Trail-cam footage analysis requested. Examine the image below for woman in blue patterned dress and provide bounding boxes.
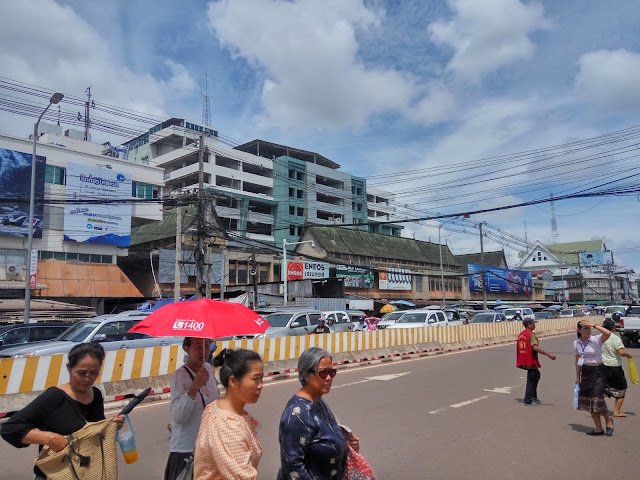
[277,347,359,480]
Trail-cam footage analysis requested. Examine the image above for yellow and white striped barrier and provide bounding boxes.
[0,317,581,398]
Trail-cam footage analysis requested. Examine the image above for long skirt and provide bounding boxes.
[578,364,609,413]
[604,365,628,398]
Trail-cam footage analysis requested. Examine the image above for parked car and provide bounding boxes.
[321,311,353,333]
[558,308,578,318]
[387,310,448,329]
[261,311,323,337]
[533,311,556,320]
[0,323,71,352]
[0,311,181,358]
[376,311,408,329]
[619,307,640,346]
[604,305,628,324]
[503,308,535,322]
[469,312,507,323]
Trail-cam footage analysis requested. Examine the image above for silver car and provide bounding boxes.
[0,311,182,358]
[261,311,323,337]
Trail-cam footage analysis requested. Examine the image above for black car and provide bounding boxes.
[0,322,70,351]
[534,311,556,320]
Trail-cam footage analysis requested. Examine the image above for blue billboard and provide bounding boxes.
[467,263,532,295]
[0,147,45,239]
[578,251,609,267]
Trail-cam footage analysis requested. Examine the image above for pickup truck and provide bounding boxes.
[619,306,640,347]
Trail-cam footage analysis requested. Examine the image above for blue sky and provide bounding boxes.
[1,0,640,269]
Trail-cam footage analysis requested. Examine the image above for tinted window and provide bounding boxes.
[95,321,132,342]
[308,314,322,326]
[30,326,68,342]
[0,327,30,345]
[504,309,521,316]
[560,309,574,316]
[471,313,495,323]
[58,321,101,341]
[435,312,446,323]
[265,313,294,327]
[398,313,427,324]
[324,313,337,322]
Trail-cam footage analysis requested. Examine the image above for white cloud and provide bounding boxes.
[575,49,640,110]
[428,0,550,81]
[407,83,457,125]
[0,0,196,140]
[207,0,419,131]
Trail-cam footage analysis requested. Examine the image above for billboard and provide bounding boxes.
[0,147,45,239]
[336,264,374,289]
[64,163,132,246]
[578,251,609,267]
[286,261,329,281]
[467,263,532,295]
[379,267,412,291]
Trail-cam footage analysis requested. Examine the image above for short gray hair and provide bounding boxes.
[298,347,332,386]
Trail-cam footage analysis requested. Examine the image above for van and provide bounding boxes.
[261,311,323,337]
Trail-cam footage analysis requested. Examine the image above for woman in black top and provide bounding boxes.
[1,342,123,479]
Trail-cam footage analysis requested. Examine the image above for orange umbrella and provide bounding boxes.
[380,304,397,313]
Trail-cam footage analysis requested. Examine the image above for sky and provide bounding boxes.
[1,0,640,270]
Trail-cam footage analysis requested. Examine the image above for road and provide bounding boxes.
[1,334,638,479]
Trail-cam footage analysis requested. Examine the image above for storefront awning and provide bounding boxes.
[34,260,143,298]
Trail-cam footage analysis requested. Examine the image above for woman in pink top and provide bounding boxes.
[573,320,613,436]
[195,349,264,479]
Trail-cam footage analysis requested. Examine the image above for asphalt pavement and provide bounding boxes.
[0,333,638,479]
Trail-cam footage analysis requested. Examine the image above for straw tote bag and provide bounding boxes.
[35,418,118,480]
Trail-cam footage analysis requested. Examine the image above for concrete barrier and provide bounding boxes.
[0,316,587,415]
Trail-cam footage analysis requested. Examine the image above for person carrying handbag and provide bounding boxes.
[0,343,124,479]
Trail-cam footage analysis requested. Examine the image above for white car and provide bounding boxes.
[376,311,408,329]
[503,308,535,322]
[387,310,448,329]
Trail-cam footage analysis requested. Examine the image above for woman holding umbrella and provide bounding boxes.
[165,337,220,480]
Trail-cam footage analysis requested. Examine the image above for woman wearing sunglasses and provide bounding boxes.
[277,347,359,480]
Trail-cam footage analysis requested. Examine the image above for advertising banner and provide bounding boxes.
[379,267,412,291]
[0,147,45,239]
[64,163,132,246]
[467,263,532,295]
[336,264,374,289]
[286,261,329,281]
[578,251,608,267]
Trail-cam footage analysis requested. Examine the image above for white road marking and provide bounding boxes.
[483,386,516,394]
[428,408,447,415]
[450,395,490,408]
[333,371,410,389]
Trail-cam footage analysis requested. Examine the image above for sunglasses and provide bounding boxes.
[314,368,337,380]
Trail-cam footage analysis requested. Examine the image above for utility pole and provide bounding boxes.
[195,135,205,299]
[251,249,258,309]
[219,245,226,300]
[174,206,182,302]
[205,244,212,299]
[479,222,488,310]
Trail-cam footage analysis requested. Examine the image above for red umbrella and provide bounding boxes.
[128,299,270,339]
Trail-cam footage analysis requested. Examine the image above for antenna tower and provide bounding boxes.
[83,86,95,141]
[550,193,559,244]
[202,70,211,128]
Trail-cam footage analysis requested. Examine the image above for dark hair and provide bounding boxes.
[213,348,262,388]
[603,319,615,331]
[182,337,212,348]
[576,321,585,338]
[67,342,105,369]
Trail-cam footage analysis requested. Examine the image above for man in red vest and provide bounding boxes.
[517,318,557,405]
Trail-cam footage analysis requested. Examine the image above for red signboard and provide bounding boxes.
[286,261,304,281]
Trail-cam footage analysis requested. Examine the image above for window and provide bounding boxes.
[297,207,304,216]
[297,171,304,181]
[289,188,295,197]
[0,328,30,345]
[289,205,295,215]
[132,181,157,199]
[45,165,65,185]
[296,189,303,199]
[416,276,423,292]
[289,169,296,179]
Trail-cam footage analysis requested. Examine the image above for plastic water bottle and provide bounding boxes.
[572,383,580,410]
[117,415,138,464]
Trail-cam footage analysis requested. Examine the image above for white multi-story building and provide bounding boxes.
[0,126,163,312]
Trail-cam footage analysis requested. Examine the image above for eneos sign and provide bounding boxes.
[286,261,329,281]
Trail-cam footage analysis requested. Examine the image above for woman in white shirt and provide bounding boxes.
[573,320,613,436]
[165,337,220,480]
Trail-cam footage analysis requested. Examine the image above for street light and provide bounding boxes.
[438,217,458,309]
[24,92,64,323]
[282,238,315,306]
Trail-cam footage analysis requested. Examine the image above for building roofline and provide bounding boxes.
[234,139,341,170]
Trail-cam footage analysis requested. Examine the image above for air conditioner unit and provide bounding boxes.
[6,264,24,281]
